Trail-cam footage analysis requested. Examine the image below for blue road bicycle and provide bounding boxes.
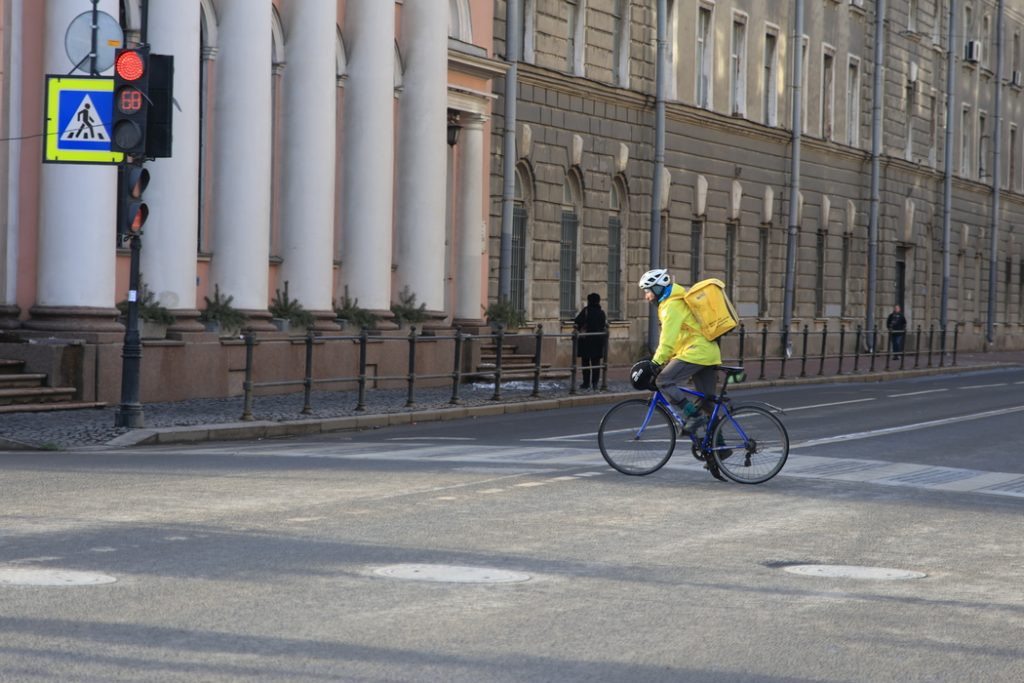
[598,366,789,484]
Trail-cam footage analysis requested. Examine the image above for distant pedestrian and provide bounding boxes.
[887,304,907,359]
[574,293,607,390]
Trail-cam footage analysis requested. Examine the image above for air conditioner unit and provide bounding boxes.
[1013,70,1023,87]
[965,40,982,64]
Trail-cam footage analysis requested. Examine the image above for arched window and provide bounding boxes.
[512,164,534,318]
[560,170,583,318]
[198,0,219,253]
[608,177,628,318]
[448,0,473,42]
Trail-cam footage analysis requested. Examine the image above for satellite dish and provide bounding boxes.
[65,10,124,74]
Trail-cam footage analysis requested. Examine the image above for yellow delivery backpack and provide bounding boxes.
[683,278,739,340]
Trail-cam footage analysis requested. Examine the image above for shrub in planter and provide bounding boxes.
[390,286,428,325]
[269,280,315,330]
[484,298,526,330]
[200,284,248,334]
[334,288,379,330]
[116,279,176,327]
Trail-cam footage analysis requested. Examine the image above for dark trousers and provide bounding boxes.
[580,355,601,388]
[890,332,905,356]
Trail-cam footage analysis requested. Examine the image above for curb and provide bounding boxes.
[104,362,1015,448]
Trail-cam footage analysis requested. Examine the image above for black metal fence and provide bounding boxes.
[239,321,961,421]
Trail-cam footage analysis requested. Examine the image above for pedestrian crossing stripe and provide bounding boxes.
[60,94,111,143]
[43,75,124,165]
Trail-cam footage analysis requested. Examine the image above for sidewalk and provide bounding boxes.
[1,349,1021,451]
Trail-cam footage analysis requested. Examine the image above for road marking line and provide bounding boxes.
[434,496,458,501]
[791,404,1024,449]
[389,436,474,441]
[887,388,949,397]
[784,398,877,412]
[479,488,505,494]
[514,482,546,488]
[961,383,1008,390]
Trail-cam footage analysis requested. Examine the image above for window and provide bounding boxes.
[696,5,713,109]
[725,222,737,297]
[1014,32,1022,75]
[928,93,939,167]
[763,29,779,126]
[758,227,770,316]
[511,167,530,317]
[612,0,629,87]
[908,0,919,33]
[815,230,826,317]
[690,220,704,282]
[982,14,991,68]
[960,105,971,177]
[801,36,810,132]
[847,57,860,146]
[560,174,581,319]
[666,0,679,100]
[608,181,625,319]
[519,0,536,63]
[979,111,988,179]
[964,4,973,55]
[731,16,748,116]
[933,0,944,45]
[822,48,835,140]
[566,0,586,75]
[1010,125,1018,190]
[905,76,916,161]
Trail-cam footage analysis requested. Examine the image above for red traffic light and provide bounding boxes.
[115,50,146,81]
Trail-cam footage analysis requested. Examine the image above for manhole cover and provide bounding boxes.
[782,564,926,580]
[0,567,117,586]
[373,564,531,584]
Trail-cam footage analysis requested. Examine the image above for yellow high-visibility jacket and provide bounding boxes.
[652,284,722,366]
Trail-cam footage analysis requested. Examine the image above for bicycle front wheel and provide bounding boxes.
[711,405,789,484]
[598,398,676,475]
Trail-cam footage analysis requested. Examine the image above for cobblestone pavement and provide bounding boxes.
[1,350,1021,450]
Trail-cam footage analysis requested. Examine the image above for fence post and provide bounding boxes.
[926,324,935,368]
[450,328,463,405]
[939,325,947,368]
[818,324,827,376]
[917,325,925,368]
[884,329,892,371]
[780,328,789,379]
[491,325,504,401]
[952,323,960,365]
[837,324,846,375]
[758,324,768,380]
[355,327,368,412]
[869,325,878,372]
[532,324,543,398]
[406,326,417,407]
[799,325,809,378]
[853,325,861,373]
[301,329,314,414]
[600,324,610,391]
[240,332,255,421]
[570,328,579,395]
[737,323,746,368]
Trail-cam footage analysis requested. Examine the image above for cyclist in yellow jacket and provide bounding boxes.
[639,268,721,433]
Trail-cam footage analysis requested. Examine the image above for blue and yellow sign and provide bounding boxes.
[43,75,124,164]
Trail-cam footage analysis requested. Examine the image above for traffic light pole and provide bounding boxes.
[115,217,145,428]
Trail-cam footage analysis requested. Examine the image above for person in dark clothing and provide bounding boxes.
[886,304,907,359]
[574,293,607,390]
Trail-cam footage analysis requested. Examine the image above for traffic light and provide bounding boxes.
[145,55,174,158]
[117,165,150,239]
[111,47,150,158]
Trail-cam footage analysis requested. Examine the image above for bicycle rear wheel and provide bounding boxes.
[598,398,676,475]
[710,405,789,484]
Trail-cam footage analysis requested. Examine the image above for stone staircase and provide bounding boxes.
[473,342,569,382]
[0,358,104,413]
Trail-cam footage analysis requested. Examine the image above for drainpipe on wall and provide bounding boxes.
[3,0,23,306]
[498,0,521,303]
[940,0,957,339]
[865,0,886,349]
[781,0,804,355]
[647,0,667,352]
[987,0,1005,345]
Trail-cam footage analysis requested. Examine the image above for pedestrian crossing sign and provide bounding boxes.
[43,75,124,164]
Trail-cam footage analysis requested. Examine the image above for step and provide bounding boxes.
[480,353,537,363]
[0,386,77,406]
[0,400,106,414]
[0,373,47,389]
[0,359,26,372]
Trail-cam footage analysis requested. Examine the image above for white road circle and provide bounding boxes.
[0,567,117,587]
[783,564,927,580]
[373,564,531,584]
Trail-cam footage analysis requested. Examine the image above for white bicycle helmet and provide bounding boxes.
[638,268,672,290]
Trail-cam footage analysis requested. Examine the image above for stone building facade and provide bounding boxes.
[490,0,1024,352]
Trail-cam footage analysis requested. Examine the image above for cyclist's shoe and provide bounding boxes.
[704,460,727,482]
[683,413,707,434]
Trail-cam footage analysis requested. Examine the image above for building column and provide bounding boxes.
[395,0,448,319]
[143,0,203,335]
[208,0,274,328]
[454,115,487,323]
[25,0,122,337]
[0,0,24,328]
[341,0,394,315]
[279,0,337,330]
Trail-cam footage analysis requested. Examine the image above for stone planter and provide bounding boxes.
[139,320,168,340]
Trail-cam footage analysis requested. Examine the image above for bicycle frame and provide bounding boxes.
[638,387,747,457]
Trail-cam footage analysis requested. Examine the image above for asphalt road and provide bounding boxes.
[1,368,1022,682]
